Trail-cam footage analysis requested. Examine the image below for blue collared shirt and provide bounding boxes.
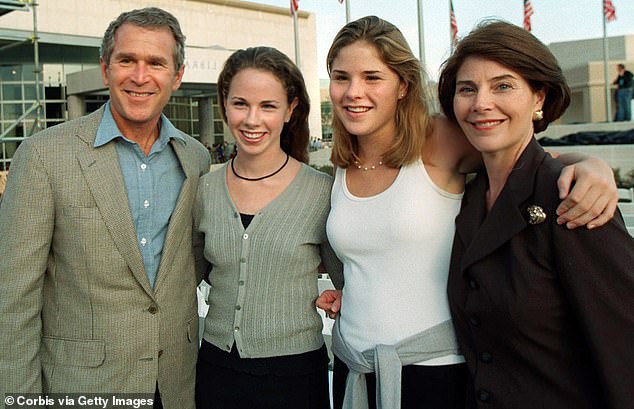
[95,102,185,288]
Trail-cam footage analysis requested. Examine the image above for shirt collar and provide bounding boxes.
[95,101,185,148]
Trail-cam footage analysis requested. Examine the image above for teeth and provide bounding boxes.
[128,91,152,97]
[346,106,370,113]
[476,121,502,127]
[242,131,265,139]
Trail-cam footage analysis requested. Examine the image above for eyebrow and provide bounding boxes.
[112,52,169,65]
[456,73,519,85]
[330,69,385,76]
[229,96,281,104]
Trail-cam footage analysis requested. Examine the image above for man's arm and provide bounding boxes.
[0,139,54,397]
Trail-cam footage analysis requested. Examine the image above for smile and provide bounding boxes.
[241,130,266,140]
[471,120,503,128]
[127,91,153,97]
[346,106,370,113]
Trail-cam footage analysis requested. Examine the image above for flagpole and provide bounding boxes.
[449,0,453,51]
[345,0,350,23]
[417,0,426,65]
[292,4,301,68]
[602,1,612,122]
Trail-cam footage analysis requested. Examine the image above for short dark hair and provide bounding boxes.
[618,63,626,70]
[217,46,310,163]
[438,20,570,133]
[100,7,186,70]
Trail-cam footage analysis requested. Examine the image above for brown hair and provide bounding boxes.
[101,7,186,70]
[326,16,433,168]
[438,20,570,133]
[217,46,310,163]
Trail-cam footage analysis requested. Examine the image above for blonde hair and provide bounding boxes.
[327,16,433,168]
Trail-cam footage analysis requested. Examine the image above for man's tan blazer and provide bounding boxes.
[0,106,211,409]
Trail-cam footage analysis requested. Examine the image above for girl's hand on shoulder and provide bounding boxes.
[556,156,618,229]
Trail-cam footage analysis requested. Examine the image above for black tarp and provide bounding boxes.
[539,128,634,146]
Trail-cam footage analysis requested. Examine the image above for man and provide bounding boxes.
[0,7,210,409]
[614,63,633,121]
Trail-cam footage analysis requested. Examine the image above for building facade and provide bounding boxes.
[549,35,634,124]
[0,0,321,169]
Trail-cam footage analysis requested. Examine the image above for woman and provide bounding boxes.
[317,16,620,409]
[193,46,342,409]
[439,21,634,408]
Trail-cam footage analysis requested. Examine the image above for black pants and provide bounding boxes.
[196,350,330,409]
[332,355,469,409]
[153,385,163,409]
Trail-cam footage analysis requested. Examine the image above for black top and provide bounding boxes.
[616,70,633,89]
[198,340,328,376]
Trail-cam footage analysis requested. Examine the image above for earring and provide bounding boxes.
[533,110,544,121]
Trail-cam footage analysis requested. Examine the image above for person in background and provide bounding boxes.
[317,15,619,409]
[440,20,634,409]
[193,46,342,409]
[0,7,210,409]
[613,63,633,121]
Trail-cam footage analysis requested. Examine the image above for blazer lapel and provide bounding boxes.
[75,109,153,296]
[457,139,547,274]
[153,138,198,292]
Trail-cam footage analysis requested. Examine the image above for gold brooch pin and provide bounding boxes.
[527,205,546,225]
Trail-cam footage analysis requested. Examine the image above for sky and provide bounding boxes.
[248,0,634,80]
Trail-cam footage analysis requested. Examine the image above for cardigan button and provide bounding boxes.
[469,316,481,327]
[468,278,479,289]
[480,352,492,363]
[477,389,491,402]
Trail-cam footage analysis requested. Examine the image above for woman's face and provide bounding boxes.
[224,68,297,158]
[329,41,407,142]
[453,56,545,161]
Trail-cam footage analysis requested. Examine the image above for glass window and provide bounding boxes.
[213,121,224,134]
[2,84,22,100]
[2,104,24,120]
[24,85,38,100]
[0,65,21,81]
[21,65,36,81]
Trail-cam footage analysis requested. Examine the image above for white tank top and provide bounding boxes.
[327,160,464,365]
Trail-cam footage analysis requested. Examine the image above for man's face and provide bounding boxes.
[100,23,184,134]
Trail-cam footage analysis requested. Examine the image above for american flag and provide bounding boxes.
[290,0,299,15]
[523,0,534,31]
[604,0,617,22]
[450,0,458,47]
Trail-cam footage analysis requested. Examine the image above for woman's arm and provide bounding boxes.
[554,215,634,407]
[319,240,344,290]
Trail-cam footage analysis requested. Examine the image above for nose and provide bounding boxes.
[130,62,149,84]
[244,107,261,127]
[344,77,363,99]
[471,90,493,113]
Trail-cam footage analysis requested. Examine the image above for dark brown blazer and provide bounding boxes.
[448,139,634,409]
